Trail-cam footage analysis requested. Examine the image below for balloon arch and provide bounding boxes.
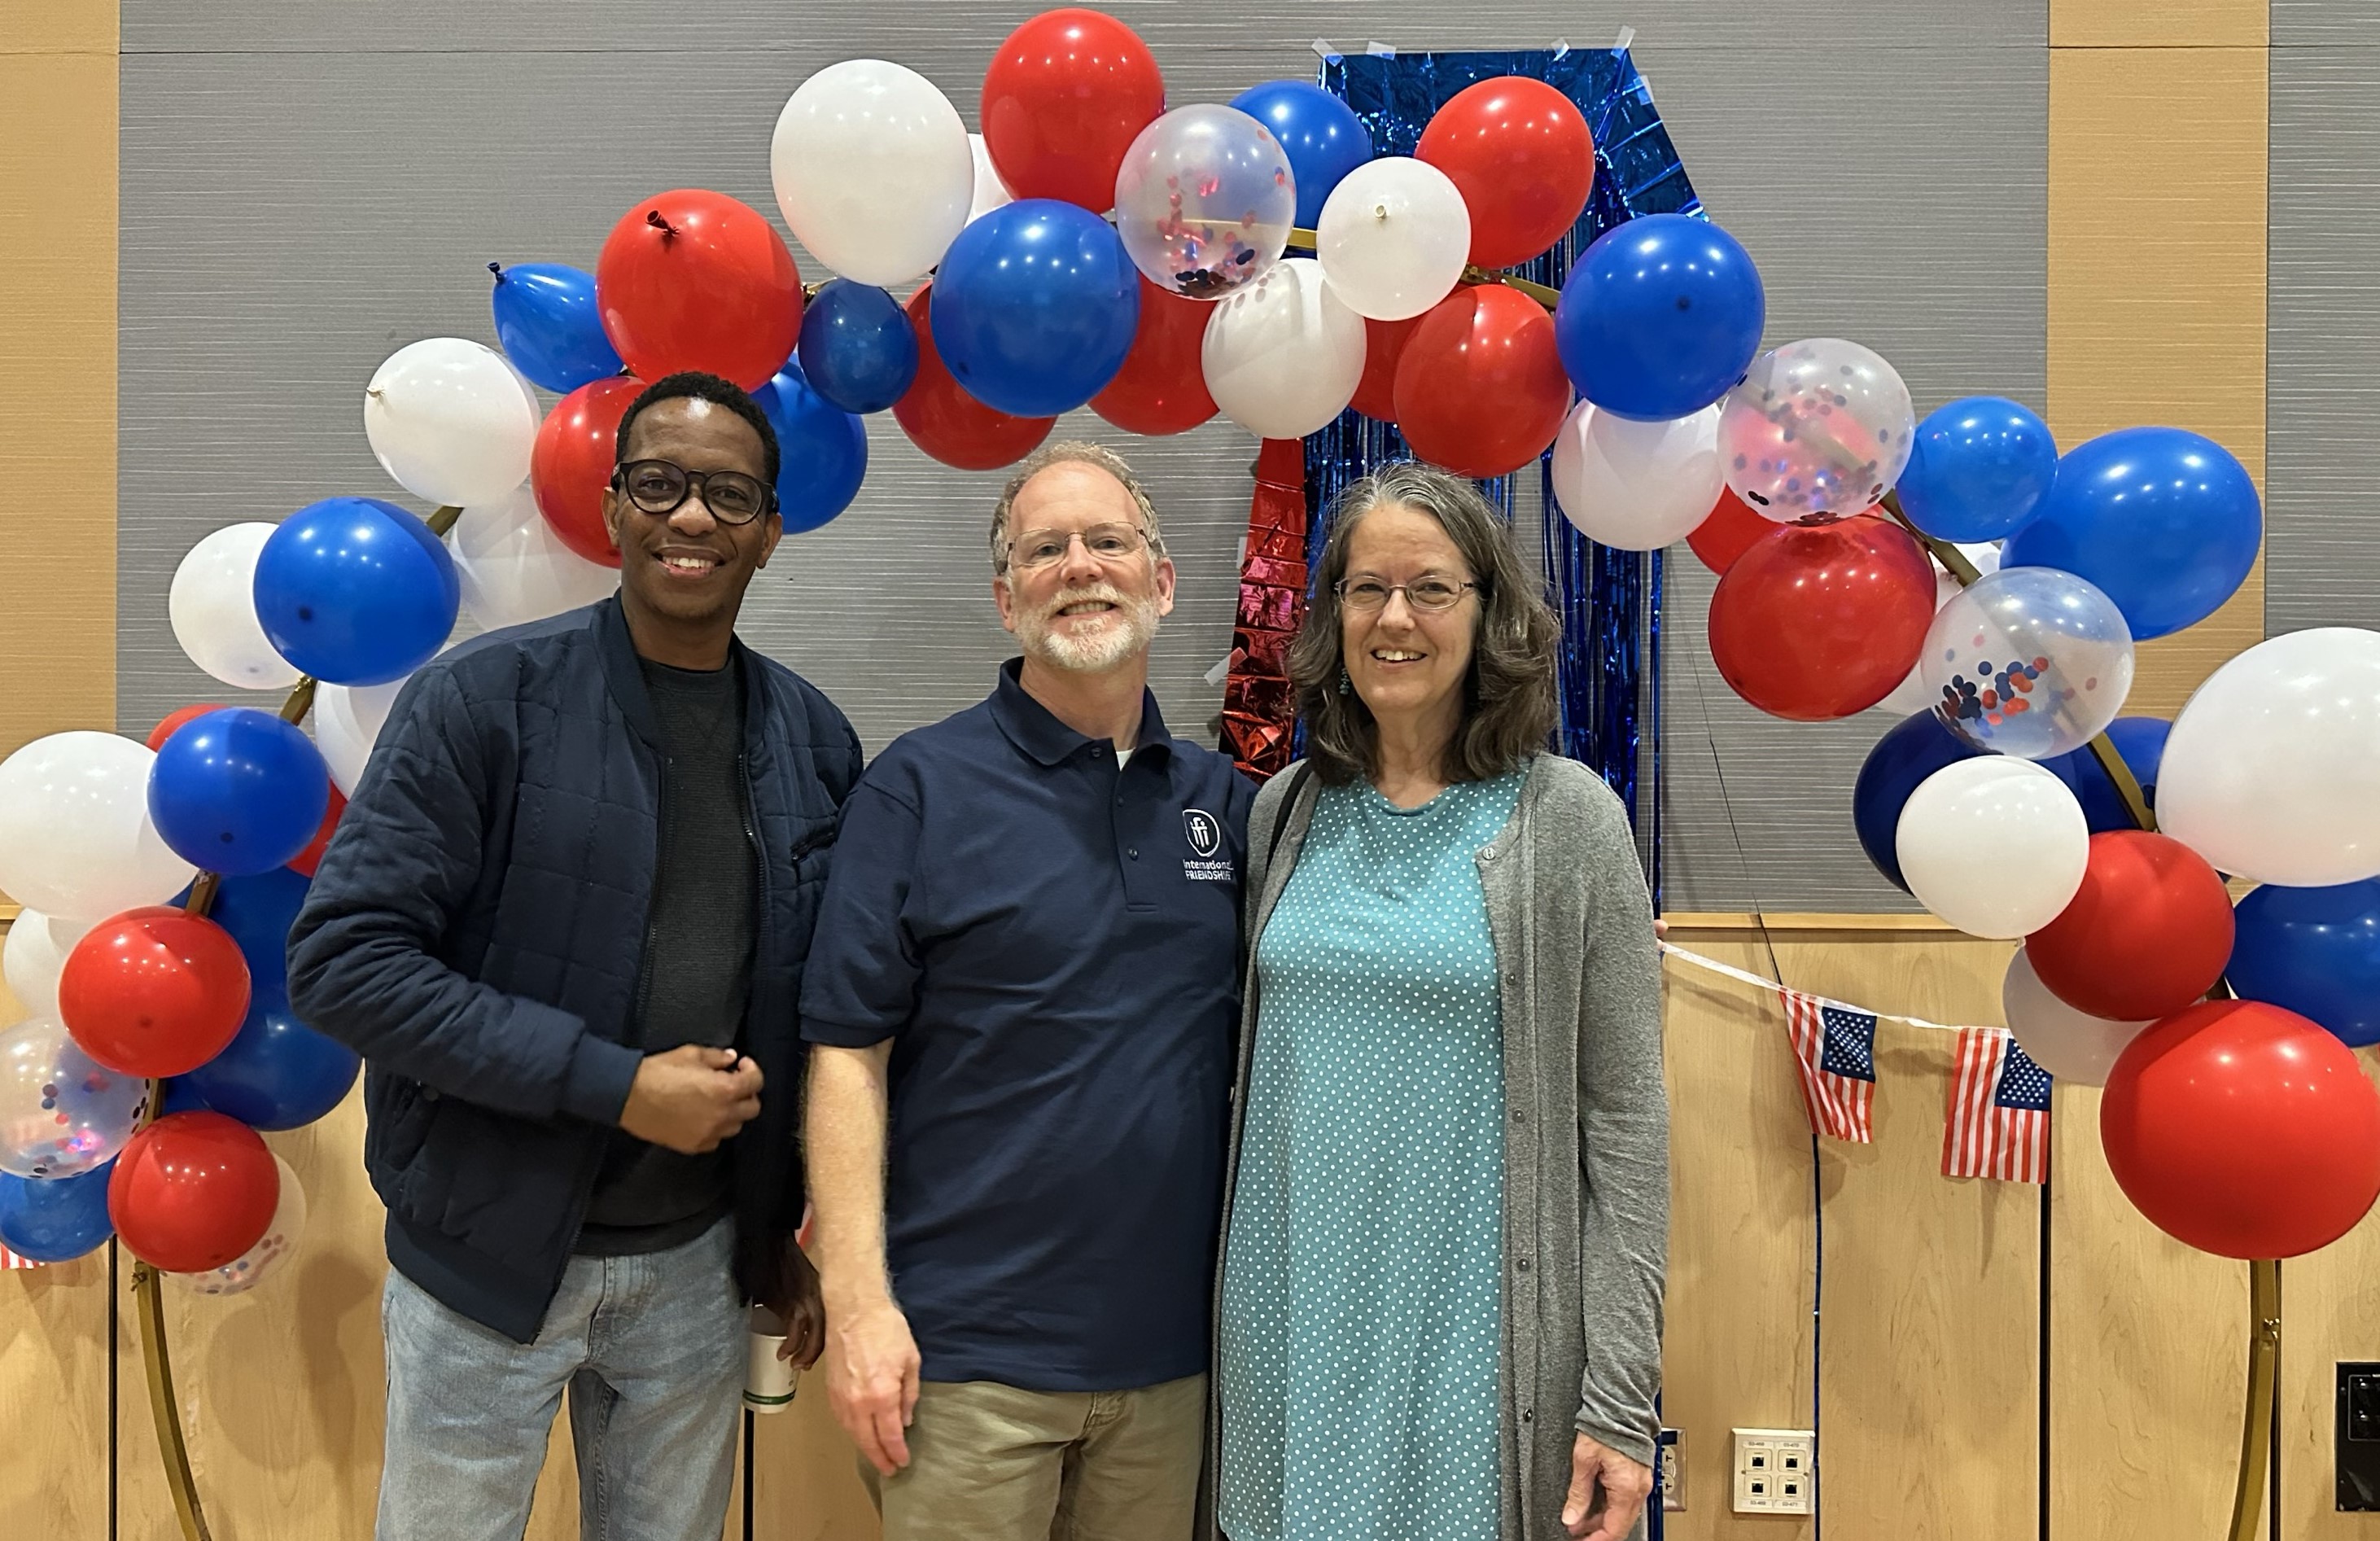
[0,11,2366,1539]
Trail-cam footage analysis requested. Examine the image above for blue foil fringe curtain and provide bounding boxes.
[1307,46,1702,898]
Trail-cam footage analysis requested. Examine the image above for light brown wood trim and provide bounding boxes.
[1661,911,1962,934]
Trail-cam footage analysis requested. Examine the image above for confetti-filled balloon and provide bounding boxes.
[1720,339,1916,521]
[1113,104,1295,300]
[0,1018,147,1180]
[164,1152,308,1296]
[1920,566,2134,760]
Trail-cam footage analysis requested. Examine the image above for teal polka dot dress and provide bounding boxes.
[1219,770,1523,1541]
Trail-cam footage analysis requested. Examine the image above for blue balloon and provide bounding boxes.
[752,359,868,536]
[182,982,360,1131]
[2002,427,2261,641]
[206,867,314,989]
[148,707,330,876]
[1229,80,1374,229]
[1897,396,2059,542]
[2229,880,2380,1048]
[158,1077,213,1116]
[253,497,460,685]
[1853,711,1987,891]
[796,281,919,416]
[1554,213,1765,422]
[0,1160,115,1263]
[488,261,623,393]
[930,200,1140,418]
[2041,716,2172,834]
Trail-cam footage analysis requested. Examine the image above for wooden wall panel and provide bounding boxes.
[2282,1100,2380,1540]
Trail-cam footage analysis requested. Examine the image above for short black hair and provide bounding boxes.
[615,370,781,489]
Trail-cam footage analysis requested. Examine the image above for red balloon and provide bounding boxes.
[1686,487,1772,576]
[1392,285,1572,479]
[2027,832,2235,1021]
[108,1111,279,1273]
[58,907,252,1078]
[893,285,1056,471]
[1091,278,1218,436]
[532,377,643,569]
[596,190,803,390]
[1707,515,1936,720]
[1415,77,1596,269]
[287,784,347,878]
[1350,315,1420,423]
[2102,1000,2380,1259]
[147,705,227,754]
[982,9,1165,211]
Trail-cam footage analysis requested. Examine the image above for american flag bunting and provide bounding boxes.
[1943,1026,2052,1184]
[1778,988,1878,1144]
[1,1245,40,1270]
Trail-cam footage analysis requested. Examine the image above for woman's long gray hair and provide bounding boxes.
[1288,462,1560,786]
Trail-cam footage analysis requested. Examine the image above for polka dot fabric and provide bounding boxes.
[1219,772,1522,1541]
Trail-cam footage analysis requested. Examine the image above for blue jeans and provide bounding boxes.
[376,1219,744,1541]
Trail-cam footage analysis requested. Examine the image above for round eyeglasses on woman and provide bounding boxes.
[1333,576,1480,612]
[610,459,776,525]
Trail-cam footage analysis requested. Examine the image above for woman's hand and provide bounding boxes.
[1563,1433,1654,1540]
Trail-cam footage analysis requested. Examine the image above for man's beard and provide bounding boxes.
[1016,581,1162,673]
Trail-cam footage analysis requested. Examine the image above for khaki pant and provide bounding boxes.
[860,1374,1205,1541]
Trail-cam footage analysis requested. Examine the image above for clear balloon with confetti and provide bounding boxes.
[1922,566,2136,759]
[1113,105,1296,300]
[1721,338,1917,521]
[166,1152,308,1297]
[0,1017,148,1180]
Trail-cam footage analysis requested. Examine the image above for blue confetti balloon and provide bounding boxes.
[148,707,330,876]
[1555,213,1765,422]
[1897,396,2059,543]
[252,497,460,685]
[930,201,1140,418]
[0,1160,115,1263]
[1853,711,1988,891]
[2002,427,2261,641]
[797,280,920,415]
[1229,80,1374,229]
[489,261,623,393]
[753,358,868,536]
[182,982,360,1132]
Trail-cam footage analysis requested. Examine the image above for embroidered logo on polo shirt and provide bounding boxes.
[1182,807,1233,882]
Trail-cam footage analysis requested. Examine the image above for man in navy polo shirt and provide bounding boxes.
[803,441,1253,1539]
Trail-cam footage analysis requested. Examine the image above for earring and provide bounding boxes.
[1337,666,1352,697]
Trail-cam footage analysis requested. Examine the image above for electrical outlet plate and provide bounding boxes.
[1732,1427,1815,1515]
[1658,1427,1683,1512]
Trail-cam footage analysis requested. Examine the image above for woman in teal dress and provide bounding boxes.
[1210,463,1668,1541]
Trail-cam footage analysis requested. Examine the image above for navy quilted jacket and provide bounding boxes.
[287,597,862,1342]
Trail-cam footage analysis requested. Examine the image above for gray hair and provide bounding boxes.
[1288,461,1560,786]
[988,440,1167,572]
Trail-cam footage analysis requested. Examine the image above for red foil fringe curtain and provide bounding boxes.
[1221,436,1310,781]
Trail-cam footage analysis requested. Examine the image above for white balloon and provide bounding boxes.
[1896,757,2089,939]
[1201,257,1367,440]
[772,60,973,287]
[1550,401,1723,551]
[169,524,304,691]
[452,484,619,632]
[1315,157,1472,322]
[966,133,1015,226]
[365,338,542,509]
[2158,627,2380,886]
[167,1153,308,1297]
[2002,948,2147,1088]
[0,733,194,921]
[2,909,92,1023]
[315,680,410,797]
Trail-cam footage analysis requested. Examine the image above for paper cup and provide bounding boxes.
[746,1305,796,1415]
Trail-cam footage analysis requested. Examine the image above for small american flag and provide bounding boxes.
[1943,1027,2052,1183]
[1778,989,1877,1143]
[2,1245,40,1271]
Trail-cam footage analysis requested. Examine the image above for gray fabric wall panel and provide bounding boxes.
[2268,35,2380,640]
[120,2,2049,913]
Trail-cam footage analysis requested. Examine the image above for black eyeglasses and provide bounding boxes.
[610,459,776,525]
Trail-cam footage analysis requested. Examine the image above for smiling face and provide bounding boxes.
[1340,501,1479,733]
[993,459,1175,673]
[602,395,782,632]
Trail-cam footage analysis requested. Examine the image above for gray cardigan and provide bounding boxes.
[1205,754,1669,1541]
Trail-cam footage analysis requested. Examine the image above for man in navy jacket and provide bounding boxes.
[289,372,861,1541]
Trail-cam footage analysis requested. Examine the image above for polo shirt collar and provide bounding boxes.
[990,657,1175,768]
